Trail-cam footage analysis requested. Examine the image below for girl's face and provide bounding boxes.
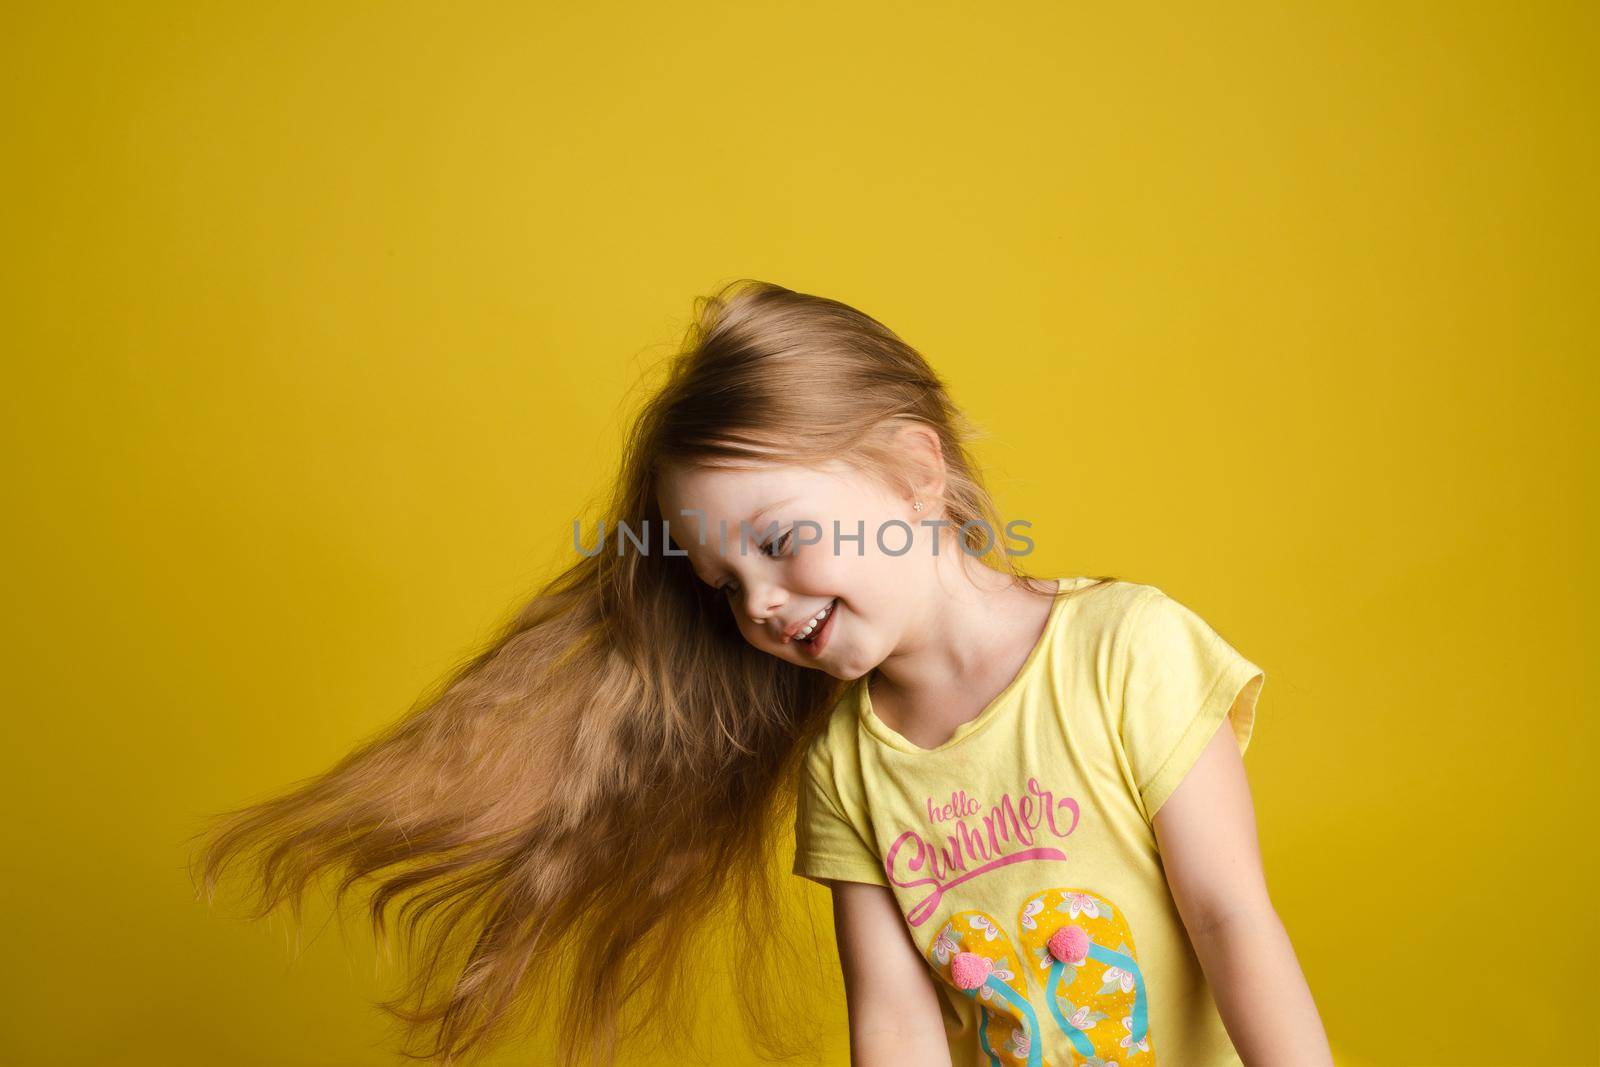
[656,459,931,680]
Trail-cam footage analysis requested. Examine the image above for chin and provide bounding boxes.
[810,663,856,682]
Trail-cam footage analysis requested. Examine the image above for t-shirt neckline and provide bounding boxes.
[856,576,1072,755]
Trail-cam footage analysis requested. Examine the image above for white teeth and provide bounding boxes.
[797,600,834,640]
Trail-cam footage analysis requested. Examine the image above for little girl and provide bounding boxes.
[192,279,1332,1067]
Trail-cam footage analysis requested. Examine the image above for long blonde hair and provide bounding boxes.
[189,279,1087,1065]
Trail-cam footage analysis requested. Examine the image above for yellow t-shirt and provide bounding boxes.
[792,576,1265,1067]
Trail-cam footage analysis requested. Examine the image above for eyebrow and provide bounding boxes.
[746,495,799,531]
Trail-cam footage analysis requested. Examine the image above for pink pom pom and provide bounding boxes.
[1048,925,1090,964]
[950,951,992,990]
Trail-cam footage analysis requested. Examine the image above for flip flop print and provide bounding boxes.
[926,888,1154,1066]
[1019,888,1151,1062]
[930,909,1045,1067]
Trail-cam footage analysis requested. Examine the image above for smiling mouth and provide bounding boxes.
[794,599,833,642]
[794,598,838,649]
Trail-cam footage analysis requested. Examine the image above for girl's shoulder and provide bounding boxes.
[1057,575,1165,640]
[1059,576,1256,676]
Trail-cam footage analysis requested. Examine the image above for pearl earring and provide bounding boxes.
[913,500,924,511]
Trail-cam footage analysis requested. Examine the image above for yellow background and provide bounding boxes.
[3,2,1594,1064]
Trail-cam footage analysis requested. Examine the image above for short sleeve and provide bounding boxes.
[792,754,888,888]
[1117,586,1265,821]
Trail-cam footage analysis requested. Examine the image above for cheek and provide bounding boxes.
[793,542,891,608]
[789,538,845,586]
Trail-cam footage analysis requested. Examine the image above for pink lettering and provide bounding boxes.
[983,793,1029,852]
[926,791,982,822]
[887,777,1083,927]
[1027,776,1081,838]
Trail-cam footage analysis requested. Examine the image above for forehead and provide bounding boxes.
[656,459,871,568]
[657,459,854,514]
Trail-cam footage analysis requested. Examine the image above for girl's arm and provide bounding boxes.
[1151,717,1334,1066]
[830,880,956,1067]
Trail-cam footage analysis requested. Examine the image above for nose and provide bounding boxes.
[740,581,787,631]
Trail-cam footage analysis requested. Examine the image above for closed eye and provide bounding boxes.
[717,529,792,599]
[762,528,794,558]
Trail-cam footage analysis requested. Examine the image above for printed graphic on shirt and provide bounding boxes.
[930,908,1045,1066]
[884,777,1082,927]
[1018,887,1153,1064]
[926,887,1154,1066]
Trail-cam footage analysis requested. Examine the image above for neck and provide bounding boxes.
[870,547,1051,708]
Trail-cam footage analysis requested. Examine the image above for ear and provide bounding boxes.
[894,422,948,503]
